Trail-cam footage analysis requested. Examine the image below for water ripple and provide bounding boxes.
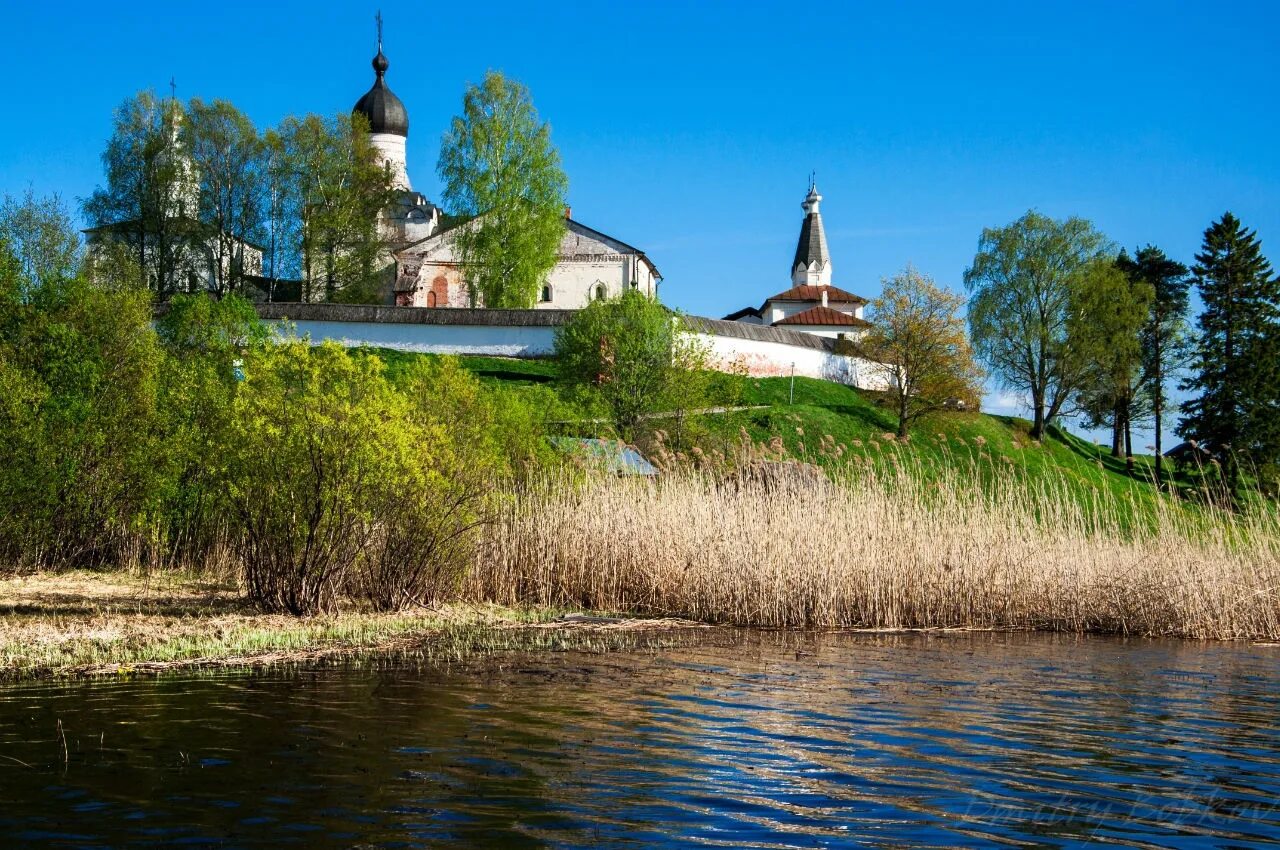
[1,632,1279,847]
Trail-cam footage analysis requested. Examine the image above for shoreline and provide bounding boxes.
[0,570,716,681]
[4,571,1276,682]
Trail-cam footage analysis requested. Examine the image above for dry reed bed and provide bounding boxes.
[469,466,1280,640]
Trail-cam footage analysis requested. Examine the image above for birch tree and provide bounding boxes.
[438,71,568,308]
[964,211,1112,440]
[277,113,394,302]
[185,98,267,295]
[83,91,200,297]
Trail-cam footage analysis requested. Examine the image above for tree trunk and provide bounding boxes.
[1030,386,1046,441]
[1152,331,1164,490]
[1154,391,1164,490]
[1123,406,1135,477]
[1110,411,1123,458]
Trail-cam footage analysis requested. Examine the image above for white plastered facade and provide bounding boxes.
[391,217,660,309]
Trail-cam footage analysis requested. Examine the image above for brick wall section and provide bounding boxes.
[430,275,448,306]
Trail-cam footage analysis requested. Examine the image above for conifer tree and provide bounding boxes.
[1116,246,1190,489]
[1179,212,1280,487]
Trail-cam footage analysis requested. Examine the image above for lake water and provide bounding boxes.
[2,631,1279,848]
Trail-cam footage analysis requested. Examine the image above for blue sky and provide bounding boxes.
[2,2,1278,439]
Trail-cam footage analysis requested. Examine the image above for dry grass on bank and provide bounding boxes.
[0,571,554,678]
[470,464,1280,640]
[6,457,1279,679]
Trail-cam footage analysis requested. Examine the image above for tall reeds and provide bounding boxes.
[469,456,1280,640]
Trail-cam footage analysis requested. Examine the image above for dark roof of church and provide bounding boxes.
[774,305,872,328]
[722,305,762,321]
[765,284,867,304]
[353,50,409,137]
[792,197,830,272]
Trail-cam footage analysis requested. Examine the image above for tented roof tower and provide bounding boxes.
[791,180,832,286]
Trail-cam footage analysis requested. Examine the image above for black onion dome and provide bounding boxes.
[353,50,409,137]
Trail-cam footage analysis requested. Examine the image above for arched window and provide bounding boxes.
[426,291,437,307]
[540,284,553,303]
[594,284,607,301]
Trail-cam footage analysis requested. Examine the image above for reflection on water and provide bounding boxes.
[1,631,1279,848]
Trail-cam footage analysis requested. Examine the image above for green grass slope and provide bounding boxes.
[365,349,1175,511]
[712,374,1170,506]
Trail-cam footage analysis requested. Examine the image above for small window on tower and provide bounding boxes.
[540,285,553,303]
[594,284,607,301]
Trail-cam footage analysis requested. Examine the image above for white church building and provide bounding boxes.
[724,183,871,339]
[350,41,661,310]
[84,101,265,294]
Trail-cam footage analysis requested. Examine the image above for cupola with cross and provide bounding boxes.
[353,11,412,190]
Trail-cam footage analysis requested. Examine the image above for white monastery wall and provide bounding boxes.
[693,332,887,390]
[261,307,887,392]
[283,319,558,357]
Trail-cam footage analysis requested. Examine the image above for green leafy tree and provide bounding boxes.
[438,71,568,308]
[155,293,268,561]
[185,98,268,294]
[277,113,395,303]
[0,190,82,293]
[349,355,514,610]
[554,290,707,439]
[261,128,294,297]
[223,343,500,614]
[1178,212,1280,487]
[863,265,983,437]
[224,342,412,613]
[1116,245,1190,488]
[964,211,1113,440]
[0,230,164,567]
[83,91,201,297]
[1067,258,1153,471]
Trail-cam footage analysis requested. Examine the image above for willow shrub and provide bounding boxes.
[154,293,268,567]
[0,258,165,569]
[224,343,510,614]
[345,354,516,610]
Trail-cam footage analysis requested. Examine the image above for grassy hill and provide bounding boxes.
[369,349,1185,514]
